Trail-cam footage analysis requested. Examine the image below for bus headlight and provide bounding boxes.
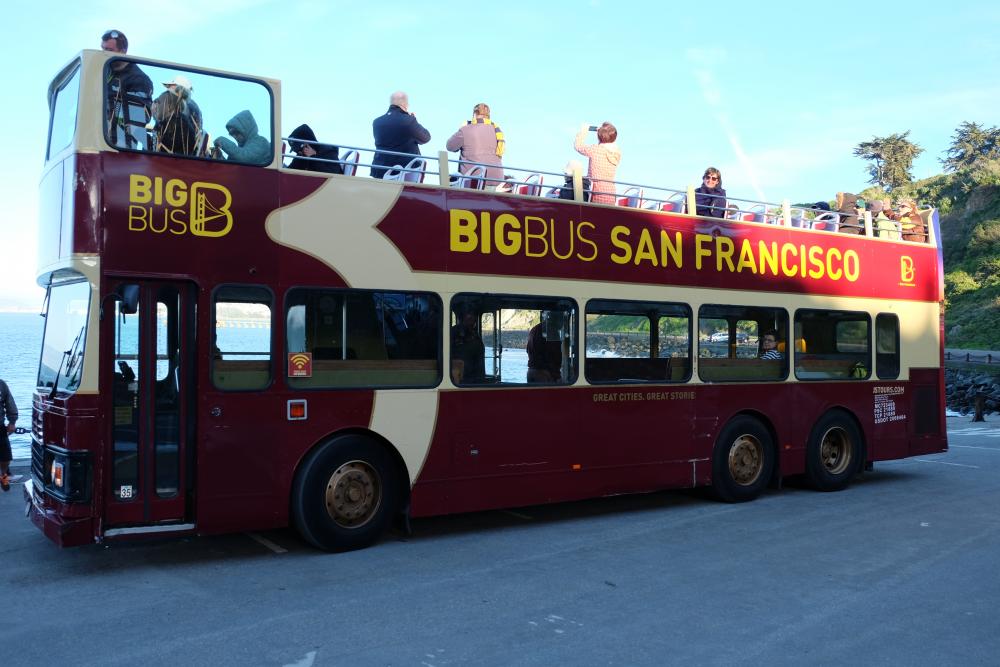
[43,447,91,503]
[51,460,65,488]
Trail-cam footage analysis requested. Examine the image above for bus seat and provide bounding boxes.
[811,212,840,232]
[341,150,360,177]
[617,187,643,208]
[453,165,486,190]
[776,338,806,354]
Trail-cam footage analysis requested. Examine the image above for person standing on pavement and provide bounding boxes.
[0,378,18,492]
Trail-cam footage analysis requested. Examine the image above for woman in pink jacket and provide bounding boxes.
[574,122,621,204]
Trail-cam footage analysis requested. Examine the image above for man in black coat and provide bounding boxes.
[101,30,153,150]
[286,124,343,175]
[370,91,431,179]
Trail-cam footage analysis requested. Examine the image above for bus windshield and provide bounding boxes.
[37,280,91,393]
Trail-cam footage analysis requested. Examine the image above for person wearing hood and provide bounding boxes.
[835,192,862,234]
[695,167,727,218]
[574,122,621,205]
[286,124,343,175]
[371,91,432,179]
[214,110,272,164]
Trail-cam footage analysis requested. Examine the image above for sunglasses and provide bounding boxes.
[102,30,120,41]
[704,175,719,181]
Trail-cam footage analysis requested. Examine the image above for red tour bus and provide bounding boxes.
[26,50,946,551]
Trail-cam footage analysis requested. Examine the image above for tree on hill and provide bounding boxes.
[941,121,1000,172]
[853,131,923,191]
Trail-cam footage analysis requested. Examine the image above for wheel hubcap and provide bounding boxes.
[729,434,764,486]
[325,461,381,528]
[820,427,852,475]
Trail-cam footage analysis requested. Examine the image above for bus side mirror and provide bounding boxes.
[119,284,140,314]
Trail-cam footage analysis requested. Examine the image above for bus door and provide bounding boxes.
[104,281,194,527]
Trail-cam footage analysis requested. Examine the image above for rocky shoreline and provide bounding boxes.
[946,367,1000,417]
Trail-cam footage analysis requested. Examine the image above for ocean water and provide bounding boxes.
[1,312,45,460]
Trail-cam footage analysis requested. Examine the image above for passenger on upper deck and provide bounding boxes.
[695,167,727,218]
[835,192,862,234]
[446,103,505,185]
[162,75,202,141]
[101,29,153,150]
[371,91,431,179]
[151,90,198,156]
[897,199,926,242]
[574,122,621,205]
[214,110,271,164]
[869,200,899,240]
[286,124,344,175]
[558,160,592,202]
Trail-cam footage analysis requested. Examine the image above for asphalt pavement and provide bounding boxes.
[2,414,999,666]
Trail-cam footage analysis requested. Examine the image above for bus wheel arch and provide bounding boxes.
[711,414,776,503]
[805,408,865,492]
[290,431,408,551]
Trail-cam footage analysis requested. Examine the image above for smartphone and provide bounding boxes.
[588,125,599,132]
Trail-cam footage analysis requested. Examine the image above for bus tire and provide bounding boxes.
[291,434,400,552]
[806,411,861,492]
[711,416,774,503]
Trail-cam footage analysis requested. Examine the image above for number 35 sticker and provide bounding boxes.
[119,485,134,499]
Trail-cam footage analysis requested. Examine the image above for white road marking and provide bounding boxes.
[283,651,316,667]
[247,532,288,554]
[913,458,980,469]
[951,445,1000,451]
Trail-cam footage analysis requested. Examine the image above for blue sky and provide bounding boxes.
[1,0,998,310]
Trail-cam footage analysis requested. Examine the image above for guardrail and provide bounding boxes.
[945,352,998,364]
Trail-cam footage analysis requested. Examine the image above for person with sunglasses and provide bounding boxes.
[101,29,153,150]
[695,167,727,218]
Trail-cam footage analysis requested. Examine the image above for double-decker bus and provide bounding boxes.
[26,50,946,551]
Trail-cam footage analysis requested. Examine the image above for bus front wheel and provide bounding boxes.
[711,416,774,503]
[806,412,861,492]
[292,435,400,551]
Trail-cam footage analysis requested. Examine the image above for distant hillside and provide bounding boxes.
[860,159,1000,348]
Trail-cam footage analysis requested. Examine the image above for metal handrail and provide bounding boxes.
[278,135,934,243]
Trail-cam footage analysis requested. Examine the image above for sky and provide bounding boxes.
[0,0,998,311]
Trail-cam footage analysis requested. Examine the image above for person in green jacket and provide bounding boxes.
[214,110,272,164]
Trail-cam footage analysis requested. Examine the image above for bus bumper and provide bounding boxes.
[24,479,94,548]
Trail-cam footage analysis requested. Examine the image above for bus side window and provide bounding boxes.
[212,285,273,391]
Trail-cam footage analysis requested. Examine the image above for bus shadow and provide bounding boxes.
[399,488,715,544]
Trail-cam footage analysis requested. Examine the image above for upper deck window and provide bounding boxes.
[103,59,274,166]
[47,64,80,160]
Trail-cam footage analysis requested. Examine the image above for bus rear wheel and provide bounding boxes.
[292,435,400,551]
[806,412,861,492]
[711,416,774,503]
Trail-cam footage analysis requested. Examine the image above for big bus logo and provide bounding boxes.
[128,174,234,238]
[899,256,915,286]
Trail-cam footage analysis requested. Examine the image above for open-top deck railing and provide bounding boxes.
[281,136,934,244]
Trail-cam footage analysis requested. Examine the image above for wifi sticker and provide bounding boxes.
[288,352,313,378]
